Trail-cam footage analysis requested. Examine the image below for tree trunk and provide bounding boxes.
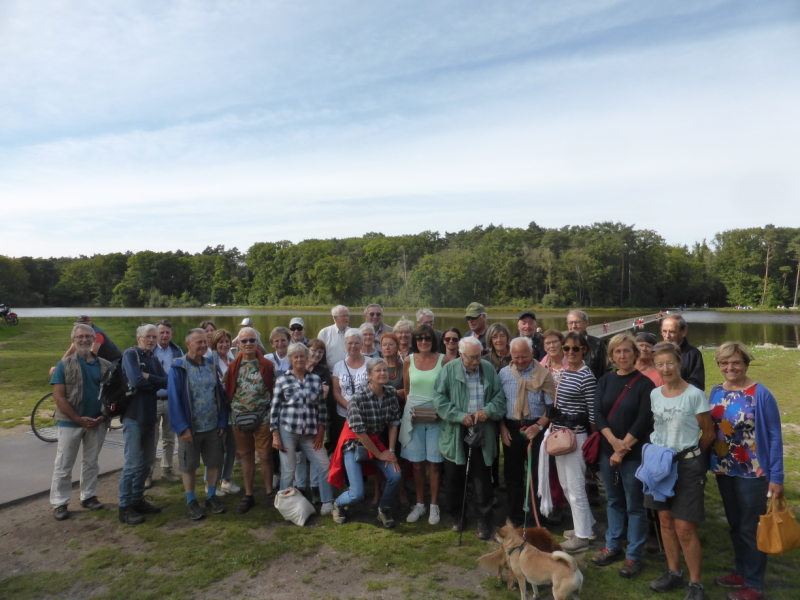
[760,243,772,307]
[793,259,800,308]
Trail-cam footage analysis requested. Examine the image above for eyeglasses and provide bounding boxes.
[310,349,324,356]
[718,360,744,368]
[563,345,584,353]
[240,338,257,344]
[463,354,481,362]
[443,337,459,343]
[414,335,432,342]
[368,312,382,317]
[289,325,304,331]
[74,335,94,340]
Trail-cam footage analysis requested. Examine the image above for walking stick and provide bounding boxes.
[458,445,473,547]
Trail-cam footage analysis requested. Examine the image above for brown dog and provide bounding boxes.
[477,524,561,590]
[478,520,582,600]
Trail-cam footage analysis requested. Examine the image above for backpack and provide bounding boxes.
[99,353,137,418]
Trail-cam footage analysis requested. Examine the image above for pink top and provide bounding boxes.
[642,367,664,387]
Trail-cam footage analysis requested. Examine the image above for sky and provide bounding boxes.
[1,0,799,258]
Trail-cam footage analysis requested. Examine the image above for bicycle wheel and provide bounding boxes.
[9,316,18,325]
[31,393,59,442]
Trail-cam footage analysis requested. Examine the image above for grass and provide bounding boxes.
[1,321,800,599]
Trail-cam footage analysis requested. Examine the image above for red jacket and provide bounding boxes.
[327,422,387,488]
[224,352,275,405]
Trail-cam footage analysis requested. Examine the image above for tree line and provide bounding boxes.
[2,223,799,310]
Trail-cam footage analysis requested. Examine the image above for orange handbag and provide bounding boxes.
[757,495,800,555]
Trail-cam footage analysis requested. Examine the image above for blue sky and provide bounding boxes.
[1,1,798,257]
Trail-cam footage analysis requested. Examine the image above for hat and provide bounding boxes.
[76,315,91,323]
[465,302,486,318]
[240,317,253,326]
[290,317,305,328]
[518,311,537,321]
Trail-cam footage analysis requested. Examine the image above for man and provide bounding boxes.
[498,337,556,527]
[48,324,112,520]
[289,317,309,345]
[463,302,489,347]
[232,317,268,353]
[119,324,168,525]
[317,305,350,370]
[416,308,444,348]
[168,328,229,520]
[514,311,546,362]
[661,314,705,391]
[566,309,612,381]
[434,336,506,539]
[364,304,392,340]
[50,315,122,375]
[148,319,183,486]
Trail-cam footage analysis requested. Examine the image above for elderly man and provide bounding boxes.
[416,308,444,348]
[567,309,612,381]
[514,311,546,362]
[498,337,556,527]
[289,317,309,345]
[318,305,350,370]
[50,315,122,376]
[119,324,168,525]
[364,304,392,340]
[232,317,268,353]
[168,329,229,520]
[463,302,489,346]
[48,324,113,520]
[661,314,705,390]
[434,336,506,539]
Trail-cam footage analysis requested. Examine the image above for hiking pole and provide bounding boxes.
[458,444,473,547]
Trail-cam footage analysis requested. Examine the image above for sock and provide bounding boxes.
[207,486,217,499]
[186,491,196,505]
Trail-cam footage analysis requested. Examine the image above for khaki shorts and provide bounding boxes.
[645,454,707,522]
[178,429,224,473]
[233,422,273,456]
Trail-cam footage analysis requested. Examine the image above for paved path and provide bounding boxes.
[586,309,689,338]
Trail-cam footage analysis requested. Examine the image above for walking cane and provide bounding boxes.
[458,444,472,548]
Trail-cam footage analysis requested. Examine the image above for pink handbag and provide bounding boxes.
[545,427,578,456]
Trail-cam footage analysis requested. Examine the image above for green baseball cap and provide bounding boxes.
[465,302,486,318]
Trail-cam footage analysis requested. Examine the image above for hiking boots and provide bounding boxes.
[331,502,347,524]
[80,496,104,511]
[161,470,181,483]
[650,570,686,593]
[118,506,144,525]
[619,559,643,579]
[685,582,706,600]
[186,499,205,520]
[131,498,161,514]
[476,520,492,540]
[205,495,226,514]
[591,547,624,566]
[377,507,396,529]
[53,505,69,521]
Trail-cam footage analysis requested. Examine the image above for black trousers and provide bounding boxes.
[444,444,494,523]
[504,423,545,526]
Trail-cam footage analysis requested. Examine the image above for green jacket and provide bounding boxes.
[433,359,506,466]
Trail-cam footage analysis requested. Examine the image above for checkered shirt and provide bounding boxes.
[270,372,327,436]
[499,363,553,420]
[462,362,485,414]
[346,385,402,438]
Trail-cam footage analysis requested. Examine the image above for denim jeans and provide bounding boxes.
[119,419,157,507]
[277,426,333,503]
[295,454,320,488]
[599,452,648,560]
[336,450,401,509]
[716,474,769,591]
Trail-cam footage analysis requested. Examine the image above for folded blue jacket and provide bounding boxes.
[635,443,677,502]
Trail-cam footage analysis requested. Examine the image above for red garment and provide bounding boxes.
[328,422,388,489]
[223,352,275,405]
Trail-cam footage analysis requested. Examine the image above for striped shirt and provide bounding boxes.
[552,366,596,434]
[270,372,326,436]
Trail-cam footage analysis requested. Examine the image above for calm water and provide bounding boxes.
[14,308,800,349]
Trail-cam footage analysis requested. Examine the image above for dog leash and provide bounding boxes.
[523,441,542,538]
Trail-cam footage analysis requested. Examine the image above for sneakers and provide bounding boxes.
[620,559,643,579]
[377,507,396,529]
[560,536,590,553]
[131,498,162,514]
[592,547,624,566]
[161,470,180,483]
[186,499,205,520]
[144,476,153,490]
[80,496,104,511]
[407,504,426,523]
[564,529,596,541]
[685,582,705,600]
[235,495,255,514]
[205,484,225,497]
[53,505,69,521]
[650,570,686,593]
[205,495,226,514]
[220,480,240,494]
[476,520,492,540]
[428,505,441,525]
[331,502,347,524]
[726,586,764,600]
[320,502,333,516]
[272,475,281,489]
[118,506,144,525]
[715,573,744,588]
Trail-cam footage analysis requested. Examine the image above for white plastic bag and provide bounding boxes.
[274,487,316,526]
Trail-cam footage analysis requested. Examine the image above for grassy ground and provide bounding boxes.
[1,321,799,599]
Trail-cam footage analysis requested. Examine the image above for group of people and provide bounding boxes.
[48,305,783,600]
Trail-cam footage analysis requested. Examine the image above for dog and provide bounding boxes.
[477,523,561,591]
[478,520,582,600]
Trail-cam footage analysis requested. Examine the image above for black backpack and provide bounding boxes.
[99,357,135,418]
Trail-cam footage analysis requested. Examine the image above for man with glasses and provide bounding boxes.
[514,311,546,361]
[364,304,392,340]
[289,317,309,345]
[463,302,489,346]
[318,305,350,370]
[49,315,122,375]
[660,314,705,391]
[566,309,611,381]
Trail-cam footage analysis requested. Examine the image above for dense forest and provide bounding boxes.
[1,223,798,310]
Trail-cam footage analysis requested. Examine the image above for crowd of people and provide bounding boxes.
[47,305,784,600]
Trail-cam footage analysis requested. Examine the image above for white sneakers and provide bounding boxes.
[407,504,426,522]
[220,480,241,494]
[320,502,333,516]
[428,504,440,525]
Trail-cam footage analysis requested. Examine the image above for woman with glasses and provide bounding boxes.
[441,327,462,361]
[399,325,450,525]
[360,323,381,358]
[634,332,663,386]
[332,329,369,441]
[539,329,567,384]
[482,322,512,373]
[266,327,291,378]
[393,319,414,361]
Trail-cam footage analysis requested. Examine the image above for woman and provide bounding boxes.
[592,334,655,578]
[441,327,462,361]
[210,329,235,379]
[271,343,334,516]
[482,322,512,373]
[266,327,291,376]
[393,319,414,361]
[206,329,239,496]
[400,325,449,525]
[329,358,403,529]
[539,329,568,385]
[550,330,597,552]
[645,342,715,600]
[331,329,369,447]
[360,323,380,358]
[634,332,663,386]
[380,333,404,398]
[200,321,216,357]
[709,342,783,600]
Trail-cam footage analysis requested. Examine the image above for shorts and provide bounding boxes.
[645,454,707,522]
[400,421,443,463]
[233,422,273,456]
[178,429,224,473]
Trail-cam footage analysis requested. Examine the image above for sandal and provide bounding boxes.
[235,495,255,514]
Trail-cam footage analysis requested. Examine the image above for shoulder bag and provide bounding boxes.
[757,495,800,554]
[582,372,644,464]
[545,375,577,456]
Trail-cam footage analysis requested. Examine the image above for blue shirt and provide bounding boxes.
[461,362,485,414]
[185,359,219,433]
[498,363,553,420]
[50,354,102,427]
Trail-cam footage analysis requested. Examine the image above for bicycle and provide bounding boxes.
[30,392,123,443]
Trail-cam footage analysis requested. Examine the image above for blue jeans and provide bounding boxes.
[119,419,157,507]
[336,450,401,510]
[599,452,648,560]
[716,474,769,591]
[277,426,333,503]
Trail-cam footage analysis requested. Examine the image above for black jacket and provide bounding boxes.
[585,334,612,381]
[679,337,705,392]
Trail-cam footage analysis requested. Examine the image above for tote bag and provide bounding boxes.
[757,495,800,555]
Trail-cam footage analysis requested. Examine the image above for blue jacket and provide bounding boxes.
[168,356,229,436]
[635,443,678,502]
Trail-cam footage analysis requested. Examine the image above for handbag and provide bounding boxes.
[410,406,438,424]
[274,487,316,526]
[757,495,800,554]
[234,408,266,432]
[545,427,577,456]
[582,372,644,463]
[353,443,371,462]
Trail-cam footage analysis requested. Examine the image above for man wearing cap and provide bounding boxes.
[317,305,350,370]
[289,317,309,345]
[463,302,489,347]
[232,318,267,353]
[363,304,392,340]
[50,316,122,375]
[514,311,546,362]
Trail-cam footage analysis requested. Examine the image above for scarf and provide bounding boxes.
[510,362,557,421]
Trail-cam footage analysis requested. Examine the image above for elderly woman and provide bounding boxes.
[266,327,291,377]
[393,319,414,361]
[482,322,512,373]
[400,325,449,524]
[360,323,380,358]
[709,343,783,600]
[549,330,597,552]
[591,334,655,578]
[205,329,239,496]
[332,329,369,446]
[329,358,403,529]
[271,343,334,515]
[539,329,567,384]
[645,342,715,599]
[441,327,462,361]
[635,332,663,387]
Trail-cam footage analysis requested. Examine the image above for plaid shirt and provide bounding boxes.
[462,362,485,414]
[344,385,402,452]
[270,372,327,436]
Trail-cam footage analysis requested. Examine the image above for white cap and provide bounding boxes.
[241,317,253,326]
[290,317,305,327]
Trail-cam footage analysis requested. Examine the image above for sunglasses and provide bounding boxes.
[444,337,459,343]
[240,338,257,344]
[415,335,432,342]
[465,316,479,321]
[563,345,585,353]
[289,325,304,331]
[368,312,382,317]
